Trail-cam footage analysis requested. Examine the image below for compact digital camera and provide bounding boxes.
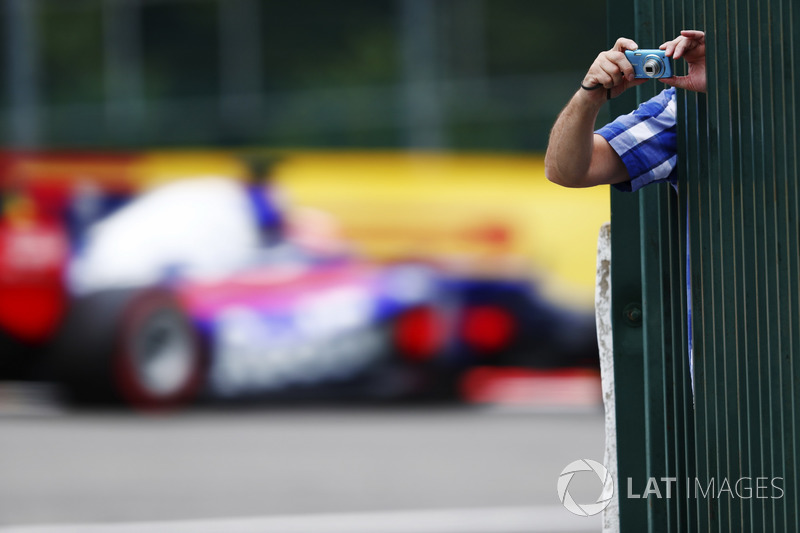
[625,49,673,79]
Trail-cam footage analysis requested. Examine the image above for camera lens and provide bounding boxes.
[643,57,663,78]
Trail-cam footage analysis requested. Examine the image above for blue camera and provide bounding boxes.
[625,49,673,79]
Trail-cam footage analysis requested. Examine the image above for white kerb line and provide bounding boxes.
[0,505,600,533]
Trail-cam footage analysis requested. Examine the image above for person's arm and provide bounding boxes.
[544,38,646,188]
[545,31,707,188]
[544,90,632,188]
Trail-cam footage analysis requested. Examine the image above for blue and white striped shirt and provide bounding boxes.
[596,87,678,192]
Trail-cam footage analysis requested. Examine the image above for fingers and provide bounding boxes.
[582,36,646,93]
[662,37,688,58]
[585,60,616,89]
[674,36,702,59]
[660,76,680,88]
[584,48,636,89]
[598,52,635,87]
[612,37,639,52]
[604,51,636,83]
[673,39,690,59]
[660,36,682,57]
[660,30,705,58]
[680,30,705,40]
[660,75,697,92]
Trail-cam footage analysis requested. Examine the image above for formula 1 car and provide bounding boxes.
[0,158,450,409]
[0,151,599,410]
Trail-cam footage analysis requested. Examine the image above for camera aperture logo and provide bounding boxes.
[557,459,614,516]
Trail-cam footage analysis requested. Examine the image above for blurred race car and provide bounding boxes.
[442,273,598,369]
[0,151,599,410]
[0,163,450,409]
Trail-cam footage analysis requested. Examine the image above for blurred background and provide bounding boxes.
[0,1,612,532]
[1,0,609,150]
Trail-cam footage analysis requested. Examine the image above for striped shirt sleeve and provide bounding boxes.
[596,88,678,192]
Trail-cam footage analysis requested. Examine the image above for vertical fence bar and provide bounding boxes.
[4,0,40,147]
[639,184,671,531]
[633,1,670,530]
[751,1,773,529]
[783,0,800,527]
[608,0,651,529]
[678,3,703,533]
[687,0,712,527]
[727,0,749,530]
[103,0,145,144]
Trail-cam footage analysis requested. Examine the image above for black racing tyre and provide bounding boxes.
[0,329,35,379]
[48,287,205,410]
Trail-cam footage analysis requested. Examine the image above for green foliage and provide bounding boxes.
[142,0,220,99]
[484,0,607,74]
[5,0,608,149]
[259,0,399,90]
[40,3,104,104]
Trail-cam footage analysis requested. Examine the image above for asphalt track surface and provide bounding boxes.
[0,404,604,533]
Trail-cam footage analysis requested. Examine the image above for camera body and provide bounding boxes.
[625,49,673,79]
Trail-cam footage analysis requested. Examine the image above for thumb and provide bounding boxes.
[660,76,690,90]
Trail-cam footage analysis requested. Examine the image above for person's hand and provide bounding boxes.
[659,30,706,93]
[581,37,647,100]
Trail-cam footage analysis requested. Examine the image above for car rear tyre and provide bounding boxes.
[49,288,205,410]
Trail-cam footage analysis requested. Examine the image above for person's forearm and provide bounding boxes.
[544,89,607,187]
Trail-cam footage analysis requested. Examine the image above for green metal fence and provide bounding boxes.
[609,0,800,531]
